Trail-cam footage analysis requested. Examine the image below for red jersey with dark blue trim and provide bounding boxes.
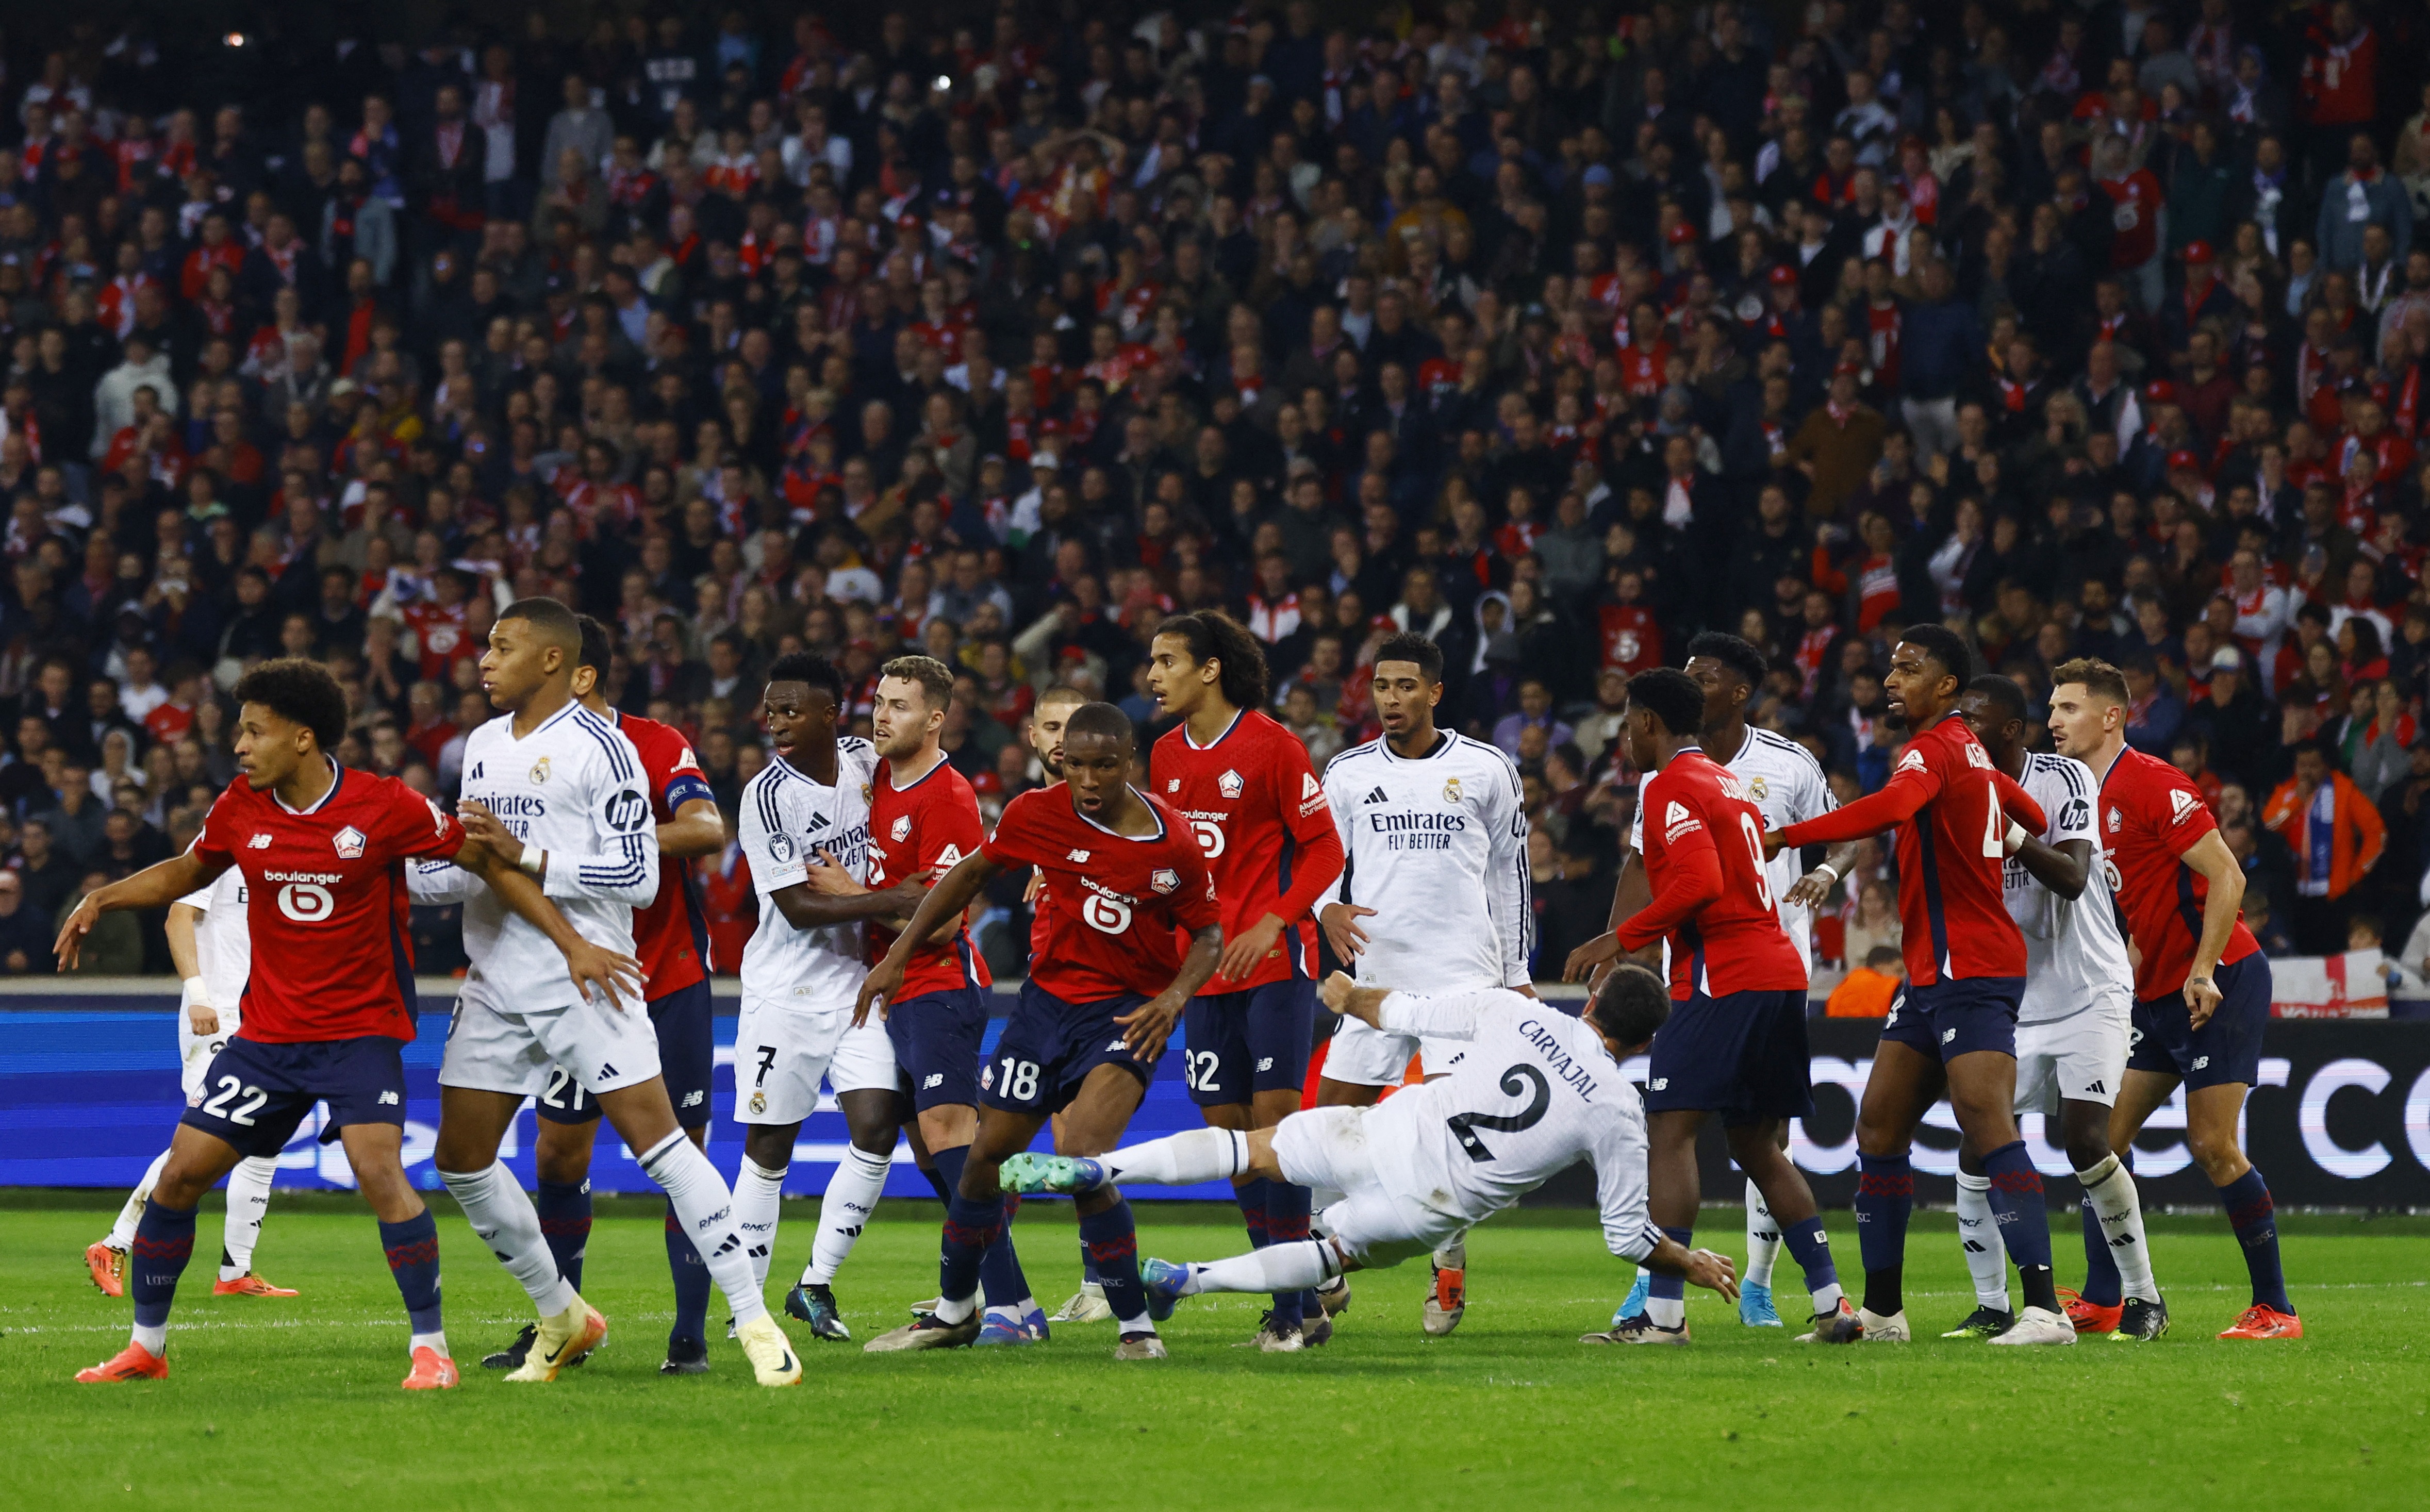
[614,710,714,996]
[1615,749,1807,1000]
[1150,709,1345,992]
[2096,746,2259,1001]
[868,752,993,997]
[983,785,1218,1003]
[194,762,467,1043]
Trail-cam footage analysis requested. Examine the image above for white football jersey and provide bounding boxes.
[175,859,251,1012]
[1630,725,1836,970]
[1362,988,1663,1261]
[454,701,657,1000]
[1323,733,1532,992]
[2009,752,2133,1025]
[737,737,877,1013]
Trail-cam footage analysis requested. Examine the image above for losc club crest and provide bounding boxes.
[891,815,912,841]
[1218,769,1244,799]
[333,825,367,860]
[1151,867,1180,894]
[528,756,551,784]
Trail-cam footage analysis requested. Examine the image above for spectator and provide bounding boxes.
[2263,739,2388,952]
[2316,134,2413,273]
[1827,944,1906,1018]
[0,870,52,973]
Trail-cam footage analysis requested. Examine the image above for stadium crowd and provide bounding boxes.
[3,0,2430,987]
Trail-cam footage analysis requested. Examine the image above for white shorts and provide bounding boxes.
[1271,1105,1462,1267]
[178,1006,239,1106]
[733,998,899,1125]
[1320,1016,1469,1088]
[440,984,662,1101]
[2013,1004,2131,1114]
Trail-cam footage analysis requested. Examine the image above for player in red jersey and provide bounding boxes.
[830,655,1038,1344]
[2048,659,2297,1340]
[1146,612,1346,1352]
[1764,626,2077,1345]
[1576,670,1858,1345]
[56,658,638,1389]
[858,702,1221,1359]
[473,616,730,1376]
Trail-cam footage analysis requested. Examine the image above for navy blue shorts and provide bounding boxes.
[180,1034,407,1158]
[2128,952,2269,1091]
[1878,975,2024,1062]
[1643,987,1813,1124]
[981,981,1158,1117]
[886,987,989,1111]
[535,978,717,1129]
[1183,978,1317,1108]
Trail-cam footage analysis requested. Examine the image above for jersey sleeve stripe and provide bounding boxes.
[573,708,637,782]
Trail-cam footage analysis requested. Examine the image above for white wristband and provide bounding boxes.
[518,847,545,877]
[2003,821,2027,856]
[1811,862,1839,884]
[182,975,208,1004]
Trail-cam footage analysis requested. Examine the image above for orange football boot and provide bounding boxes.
[2219,1305,2303,1339]
[211,1273,298,1298]
[84,1242,126,1298]
[75,1342,168,1383]
[401,1347,460,1389]
[2059,1287,2122,1334]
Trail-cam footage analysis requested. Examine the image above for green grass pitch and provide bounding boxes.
[5,1195,2424,1509]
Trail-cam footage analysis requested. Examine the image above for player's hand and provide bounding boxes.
[1320,902,1376,959]
[53,894,102,971]
[1681,1247,1739,1302]
[1317,970,1356,1012]
[1783,869,1836,907]
[1218,913,1286,983]
[2183,973,2221,1029]
[1759,828,1788,860]
[855,956,905,1028]
[1022,868,1044,904]
[804,849,869,895]
[455,800,524,866]
[1113,991,1184,1062]
[563,939,646,1013]
[186,1003,220,1037]
[1563,931,1624,982]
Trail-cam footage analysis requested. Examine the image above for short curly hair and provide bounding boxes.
[232,658,349,752]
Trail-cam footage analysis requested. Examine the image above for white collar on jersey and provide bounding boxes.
[273,756,344,816]
[1182,708,1243,751]
[1070,786,1166,841]
[503,697,585,744]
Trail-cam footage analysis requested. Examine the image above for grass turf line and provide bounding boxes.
[5,1203,2424,1510]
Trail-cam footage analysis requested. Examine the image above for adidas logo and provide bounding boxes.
[1364,786,1388,804]
[712,1234,743,1257]
[2085,1079,2105,1095]
[806,812,831,832]
[1963,1239,1988,1254]
[2110,1235,2137,1248]
[596,1062,619,1081]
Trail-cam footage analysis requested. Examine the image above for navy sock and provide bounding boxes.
[1078,1200,1147,1325]
[919,1161,953,1206]
[1983,1141,2057,1312]
[2078,1187,2123,1307]
[979,1192,1031,1309]
[1081,1247,1101,1287]
[131,1199,199,1331]
[1266,1180,1312,1328]
[1779,1215,1839,1295]
[938,1190,1002,1305]
[1235,1176,1272,1248]
[536,1179,591,1293]
[2217,1167,2293,1313]
[377,1209,443,1336]
[664,1198,710,1343]
[1648,1226,1693,1301]
[1854,1154,1913,1314]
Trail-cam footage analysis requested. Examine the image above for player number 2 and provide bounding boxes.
[1443,1063,1551,1162]
[996,1057,1039,1102]
[200,1075,269,1127]
[1735,813,1772,909]
[1189,818,1225,858]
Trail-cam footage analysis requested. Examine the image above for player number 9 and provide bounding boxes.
[1735,812,1773,910]
[1189,818,1225,858]
[1081,892,1133,935]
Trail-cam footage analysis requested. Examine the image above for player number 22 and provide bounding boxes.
[200,1075,269,1127]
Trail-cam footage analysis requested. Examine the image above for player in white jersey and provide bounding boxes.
[1955,677,2165,1341]
[731,652,937,1341]
[998,966,1737,1348]
[85,855,292,1301]
[422,598,803,1386]
[1589,633,1859,1330]
[1316,632,1531,1335]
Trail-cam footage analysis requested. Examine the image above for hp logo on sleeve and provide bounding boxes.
[603,788,651,833]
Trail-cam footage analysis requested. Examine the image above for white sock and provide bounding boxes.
[108,1149,172,1249]
[644,1133,767,1327]
[1182,1239,1341,1297]
[439,1164,574,1317]
[133,1322,167,1355]
[1645,1297,1686,1328]
[219,1156,275,1280]
[1117,1309,1155,1334]
[1744,1178,1781,1287]
[1954,1170,2011,1309]
[803,1145,889,1285]
[410,1330,449,1357]
[934,1293,977,1325]
[733,1156,787,1292]
[2078,1155,2158,1304]
[1433,1232,1466,1270]
[1102,1127,1249,1186]
[986,1295,1038,1320]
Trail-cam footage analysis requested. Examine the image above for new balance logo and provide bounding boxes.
[681,1090,704,1107]
[1105,1039,1129,1052]
[2192,1055,2210,1070]
[595,1062,619,1081]
[1256,1057,1273,1072]
[922,1073,944,1089]
[377,1090,400,1106]
[247,833,273,849]
[1364,787,1388,805]
[1941,1028,1957,1043]
[1649,1077,1668,1090]
[1067,848,1091,862]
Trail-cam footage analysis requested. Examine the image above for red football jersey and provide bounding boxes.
[983,785,1219,1003]
[1150,710,1344,992]
[1781,713,2037,985]
[868,752,993,997]
[613,710,715,996]
[2097,747,2260,1001]
[194,762,467,1042]
[1616,749,1807,1000]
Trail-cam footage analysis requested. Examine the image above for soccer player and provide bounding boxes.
[2047,658,2296,1339]
[728,651,931,1342]
[1759,626,2073,1345]
[1566,669,1859,1344]
[428,599,803,1385]
[468,616,729,1375]
[1949,675,2167,1341]
[1317,632,1532,1336]
[998,966,1739,1349]
[56,657,627,1388]
[857,701,1221,1360]
[1146,611,1346,1351]
[830,654,1042,1344]
[1581,631,1858,1330]
[87,852,292,1302]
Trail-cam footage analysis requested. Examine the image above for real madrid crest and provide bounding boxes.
[529,756,551,784]
[1442,776,1463,804]
[1748,774,1769,800]
[748,1090,766,1115]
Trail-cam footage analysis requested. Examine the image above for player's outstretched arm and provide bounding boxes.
[856,850,1003,1026]
[454,839,647,1012]
[1639,1236,1739,1300]
[166,901,216,1037]
[1113,922,1222,1062]
[456,799,661,906]
[781,851,929,929]
[2176,828,2246,1028]
[54,850,224,970]
[1317,970,1391,1026]
[1766,766,1936,855]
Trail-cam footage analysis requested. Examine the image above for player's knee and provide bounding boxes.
[741,1126,793,1170]
[533,1137,591,1186]
[2184,1126,2244,1181]
[2062,1127,2112,1171]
